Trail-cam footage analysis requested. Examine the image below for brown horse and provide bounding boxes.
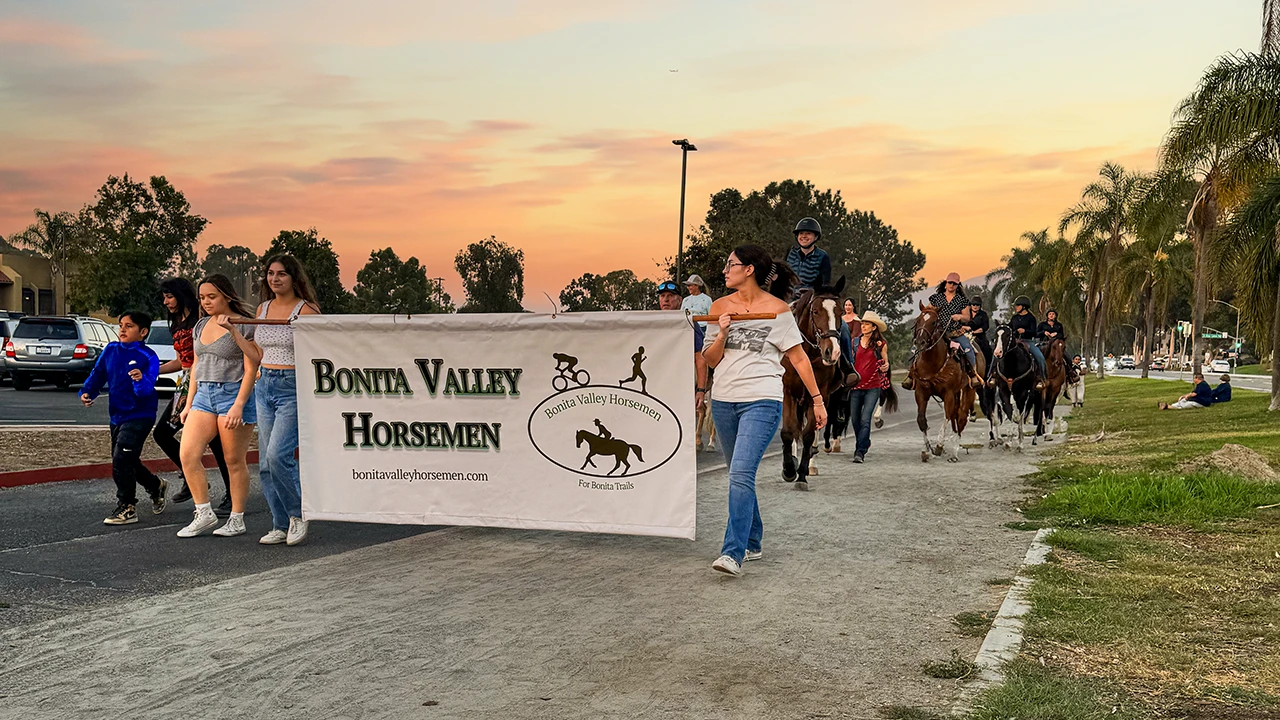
[781,277,845,490]
[911,303,979,463]
[1040,338,1068,437]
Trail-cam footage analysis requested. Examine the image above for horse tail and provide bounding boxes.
[881,383,899,413]
[629,444,645,462]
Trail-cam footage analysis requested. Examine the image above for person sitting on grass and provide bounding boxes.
[80,311,167,526]
[1158,373,1213,410]
[1212,374,1232,404]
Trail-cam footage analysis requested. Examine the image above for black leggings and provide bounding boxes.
[154,399,231,492]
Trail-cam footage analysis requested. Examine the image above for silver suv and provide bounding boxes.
[3,315,115,391]
[0,311,23,382]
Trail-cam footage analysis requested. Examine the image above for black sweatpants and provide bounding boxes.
[154,400,232,493]
[112,420,163,505]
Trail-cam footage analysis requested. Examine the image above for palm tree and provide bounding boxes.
[1060,162,1142,378]
[12,209,84,314]
[1159,51,1280,375]
[1266,0,1280,55]
[1114,235,1194,379]
[1223,174,1280,410]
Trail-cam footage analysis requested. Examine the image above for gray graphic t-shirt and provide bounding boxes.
[704,314,804,403]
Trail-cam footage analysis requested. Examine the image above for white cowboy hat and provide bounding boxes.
[859,310,887,333]
[683,274,706,288]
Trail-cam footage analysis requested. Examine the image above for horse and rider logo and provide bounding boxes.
[528,348,681,480]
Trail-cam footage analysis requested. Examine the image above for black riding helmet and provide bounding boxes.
[1014,295,1031,309]
[969,296,982,307]
[1045,308,1059,318]
[793,217,822,241]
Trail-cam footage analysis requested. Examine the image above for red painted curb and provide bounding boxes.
[0,451,261,489]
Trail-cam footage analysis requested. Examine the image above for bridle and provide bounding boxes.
[913,309,948,357]
[992,327,1035,389]
[795,290,841,358]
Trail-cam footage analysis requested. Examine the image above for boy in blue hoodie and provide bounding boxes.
[81,311,167,525]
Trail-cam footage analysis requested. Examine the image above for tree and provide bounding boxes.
[559,270,657,311]
[11,209,83,314]
[264,228,353,313]
[1159,51,1280,375]
[201,244,260,302]
[1265,0,1280,55]
[71,174,208,316]
[1222,174,1280,410]
[1060,162,1142,378]
[454,236,525,313]
[352,247,453,314]
[674,180,926,323]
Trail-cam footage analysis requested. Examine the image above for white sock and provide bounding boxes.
[196,502,213,515]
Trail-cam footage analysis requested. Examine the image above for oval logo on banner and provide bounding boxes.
[528,385,683,478]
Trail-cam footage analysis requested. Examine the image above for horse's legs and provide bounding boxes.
[916,387,932,462]
[797,413,816,490]
[581,452,598,469]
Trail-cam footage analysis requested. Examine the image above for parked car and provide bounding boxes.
[0,311,23,382]
[1119,355,1136,370]
[3,315,114,391]
[146,321,181,394]
[1210,358,1232,374]
[1151,357,1167,371]
[1104,357,1117,371]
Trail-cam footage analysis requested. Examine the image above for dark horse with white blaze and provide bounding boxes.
[990,324,1042,451]
[910,303,978,463]
[781,277,846,490]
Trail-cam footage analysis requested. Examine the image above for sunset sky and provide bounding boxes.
[0,1,1266,307]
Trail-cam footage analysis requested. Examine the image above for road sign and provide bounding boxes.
[1202,333,1227,339]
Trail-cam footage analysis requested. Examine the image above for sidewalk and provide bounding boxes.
[0,414,1052,718]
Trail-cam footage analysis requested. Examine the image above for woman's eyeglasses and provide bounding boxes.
[723,261,746,273]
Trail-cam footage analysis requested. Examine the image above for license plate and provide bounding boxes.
[35,346,52,355]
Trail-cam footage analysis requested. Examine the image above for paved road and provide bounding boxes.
[0,409,1046,717]
[0,384,111,426]
[1107,369,1272,394]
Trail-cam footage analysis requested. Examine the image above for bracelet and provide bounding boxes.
[695,388,706,393]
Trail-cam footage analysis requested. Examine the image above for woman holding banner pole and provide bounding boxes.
[253,255,321,546]
[702,245,827,578]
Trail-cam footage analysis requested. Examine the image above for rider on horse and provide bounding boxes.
[903,272,982,390]
[787,217,858,387]
[1007,296,1047,390]
[966,295,992,374]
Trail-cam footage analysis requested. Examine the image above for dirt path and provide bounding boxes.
[0,428,257,472]
[0,412,1056,718]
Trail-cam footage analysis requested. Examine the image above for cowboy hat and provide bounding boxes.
[859,310,887,333]
[683,274,706,288]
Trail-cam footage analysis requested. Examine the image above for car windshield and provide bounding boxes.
[147,324,173,345]
[13,320,78,340]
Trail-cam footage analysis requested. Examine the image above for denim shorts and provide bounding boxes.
[191,381,257,424]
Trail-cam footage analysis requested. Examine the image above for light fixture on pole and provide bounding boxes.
[672,139,697,285]
[1210,299,1241,363]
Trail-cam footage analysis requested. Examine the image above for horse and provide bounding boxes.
[695,369,717,452]
[781,277,846,490]
[576,429,645,475]
[972,334,1002,448]
[990,325,1042,452]
[909,303,977,463]
[1040,338,1068,437]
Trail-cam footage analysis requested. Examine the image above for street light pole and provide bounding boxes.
[1210,299,1240,365]
[672,139,697,284]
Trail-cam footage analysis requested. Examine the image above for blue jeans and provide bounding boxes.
[954,334,976,366]
[711,399,782,564]
[256,369,301,530]
[847,388,881,456]
[1027,343,1046,375]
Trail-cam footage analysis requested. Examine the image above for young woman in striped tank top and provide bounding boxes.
[253,255,321,546]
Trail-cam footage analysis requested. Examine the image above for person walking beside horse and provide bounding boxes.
[702,245,827,578]
[848,310,896,464]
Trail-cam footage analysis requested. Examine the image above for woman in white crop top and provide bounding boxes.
[253,254,321,546]
[701,244,827,578]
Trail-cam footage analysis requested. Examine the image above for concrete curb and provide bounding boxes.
[951,526,1054,715]
[0,451,261,489]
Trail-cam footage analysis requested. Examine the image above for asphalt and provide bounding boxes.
[0,383,111,426]
[0,409,1050,718]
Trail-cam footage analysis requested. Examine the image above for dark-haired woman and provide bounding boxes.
[154,278,233,510]
[702,245,828,578]
[848,310,891,463]
[253,255,321,546]
[176,275,262,539]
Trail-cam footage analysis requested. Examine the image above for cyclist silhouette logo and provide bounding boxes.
[552,352,591,392]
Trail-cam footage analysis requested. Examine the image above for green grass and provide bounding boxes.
[952,611,995,637]
[1043,528,1130,561]
[1234,363,1268,375]
[985,577,1013,586]
[967,661,1150,720]
[921,649,977,679]
[1028,469,1280,528]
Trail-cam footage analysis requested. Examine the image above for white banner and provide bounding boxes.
[293,312,697,539]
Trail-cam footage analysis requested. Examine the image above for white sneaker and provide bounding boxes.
[286,517,309,546]
[176,509,219,538]
[212,514,246,537]
[744,549,763,562]
[259,529,287,545]
[712,555,742,577]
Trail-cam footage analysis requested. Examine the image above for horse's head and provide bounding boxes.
[575,429,588,447]
[993,324,1012,358]
[1047,338,1066,363]
[914,302,944,349]
[794,276,846,366]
